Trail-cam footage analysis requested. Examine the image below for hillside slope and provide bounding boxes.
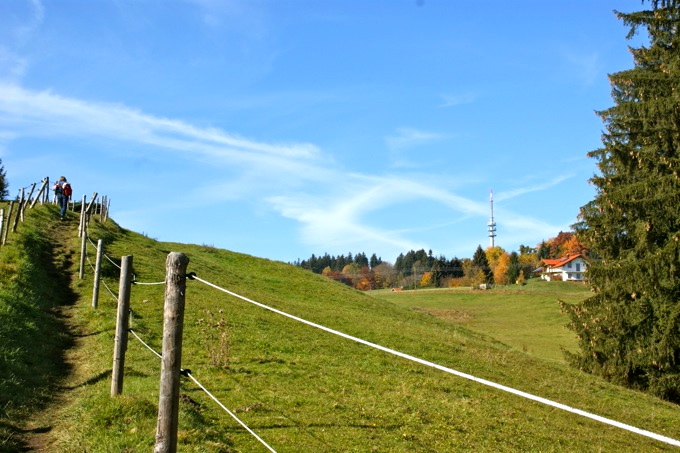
[2,204,680,452]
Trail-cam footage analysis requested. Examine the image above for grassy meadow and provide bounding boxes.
[1,203,680,451]
[371,281,591,364]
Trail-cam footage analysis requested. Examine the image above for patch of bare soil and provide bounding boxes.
[414,307,473,323]
[20,214,92,452]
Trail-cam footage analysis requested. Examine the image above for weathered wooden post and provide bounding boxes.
[43,177,49,204]
[17,188,25,224]
[154,252,189,453]
[25,183,36,210]
[92,239,103,309]
[0,209,4,247]
[79,225,87,280]
[81,192,99,233]
[30,178,49,209]
[12,195,23,232]
[2,201,13,245]
[111,255,133,397]
[78,195,86,238]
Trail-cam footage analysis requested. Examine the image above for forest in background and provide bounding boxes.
[293,231,588,290]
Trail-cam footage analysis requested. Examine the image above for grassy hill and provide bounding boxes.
[1,204,680,452]
[371,280,591,364]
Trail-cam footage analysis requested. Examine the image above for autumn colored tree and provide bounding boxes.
[484,246,506,271]
[562,235,589,256]
[373,262,396,289]
[493,252,511,285]
[563,0,680,402]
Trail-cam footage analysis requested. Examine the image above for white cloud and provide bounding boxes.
[495,174,573,202]
[0,0,44,81]
[0,81,570,261]
[563,49,602,86]
[386,128,443,151]
[385,128,445,168]
[439,92,476,108]
[0,83,325,169]
[186,0,268,37]
[266,174,492,256]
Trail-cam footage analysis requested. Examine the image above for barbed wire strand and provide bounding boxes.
[189,274,680,448]
[128,329,277,452]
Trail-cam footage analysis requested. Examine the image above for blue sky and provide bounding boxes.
[0,0,643,264]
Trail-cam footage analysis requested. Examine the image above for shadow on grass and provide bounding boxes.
[0,212,82,451]
[61,369,112,390]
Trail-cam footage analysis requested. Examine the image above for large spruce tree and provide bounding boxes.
[563,0,680,402]
[0,159,7,200]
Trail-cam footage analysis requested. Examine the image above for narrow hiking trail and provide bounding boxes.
[20,214,97,451]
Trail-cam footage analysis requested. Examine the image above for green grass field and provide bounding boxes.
[371,281,591,363]
[1,204,680,452]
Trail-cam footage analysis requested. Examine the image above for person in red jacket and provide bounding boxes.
[53,176,72,219]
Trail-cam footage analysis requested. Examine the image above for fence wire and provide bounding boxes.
[41,192,678,450]
[128,328,277,452]
[189,273,680,449]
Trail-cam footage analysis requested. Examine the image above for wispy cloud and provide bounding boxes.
[439,92,476,108]
[187,0,268,36]
[0,81,567,260]
[563,49,602,86]
[386,128,444,151]
[385,128,445,168]
[0,0,44,81]
[0,83,325,167]
[267,174,490,256]
[495,174,573,202]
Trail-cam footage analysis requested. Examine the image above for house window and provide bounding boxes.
[576,263,580,272]
[567,262,572,268]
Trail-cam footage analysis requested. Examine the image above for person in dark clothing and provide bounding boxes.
[53,176,71,219]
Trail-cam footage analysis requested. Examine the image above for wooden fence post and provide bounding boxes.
[18,188,25,223]
[92,239,103,309]
[12,196,23,233]
[81,192,99,233]
[111,255,133,397]
[44,177,49,204]
[0,209,4,247]
[30,178,49,209]
[154,252,189,453]
[25,183,36,210]
[78,195,87,237]
[79,224,87,280]
[2,201,13,245]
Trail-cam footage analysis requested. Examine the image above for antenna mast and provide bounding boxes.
[488,189,496,247]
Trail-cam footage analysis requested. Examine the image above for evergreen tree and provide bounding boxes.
[0,159,7,200]
[563,0,680,402]
[355,252,369,268]
[471,245,492,284]
[507,251,520,284]
[369,253,382,269]
[448,257,464,278]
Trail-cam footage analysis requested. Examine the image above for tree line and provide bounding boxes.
[294,231,587,291]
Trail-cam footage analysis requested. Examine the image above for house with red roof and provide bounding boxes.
[540,254,589,282]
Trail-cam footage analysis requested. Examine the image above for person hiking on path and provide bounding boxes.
[53,176,72,219]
